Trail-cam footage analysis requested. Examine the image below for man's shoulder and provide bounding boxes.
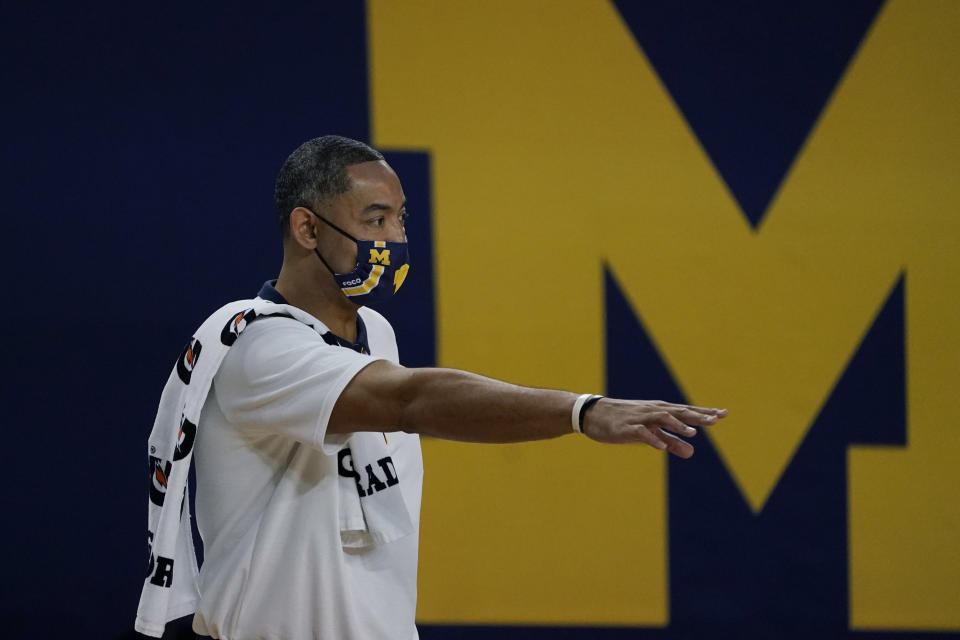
[215,314,347,386]
[213,301,324,356]
[241,313,322,344]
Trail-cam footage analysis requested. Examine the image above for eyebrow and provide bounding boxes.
[362,200,407,214]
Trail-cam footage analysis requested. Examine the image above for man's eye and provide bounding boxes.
[372,217,385,227]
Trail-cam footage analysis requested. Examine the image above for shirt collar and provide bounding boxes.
[257,279,370,354]
[257,279,287,304]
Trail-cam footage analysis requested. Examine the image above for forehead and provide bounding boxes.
[339,160,404,209]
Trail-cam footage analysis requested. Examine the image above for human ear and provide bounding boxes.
[288,207,319,250]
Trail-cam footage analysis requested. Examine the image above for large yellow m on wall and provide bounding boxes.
[370,0,960,631]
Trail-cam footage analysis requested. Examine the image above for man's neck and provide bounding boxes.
[274,262,359,343]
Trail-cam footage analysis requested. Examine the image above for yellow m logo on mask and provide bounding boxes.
[369,248,391,265]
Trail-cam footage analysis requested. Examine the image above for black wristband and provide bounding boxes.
[578,395,603,432]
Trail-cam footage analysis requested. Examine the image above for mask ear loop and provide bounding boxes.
[307,208,359,242]
[306,208,358,277]
[313,248,339,276]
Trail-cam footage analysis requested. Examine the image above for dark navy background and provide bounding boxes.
[2,1,954,638]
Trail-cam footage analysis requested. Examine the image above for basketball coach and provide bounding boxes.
[134,135,727,640]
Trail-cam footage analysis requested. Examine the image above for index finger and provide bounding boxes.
[663,403,727,417]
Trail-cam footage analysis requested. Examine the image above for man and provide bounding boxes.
[141,135,726,640]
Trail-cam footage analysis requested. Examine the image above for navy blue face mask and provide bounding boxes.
[308,209,410,308]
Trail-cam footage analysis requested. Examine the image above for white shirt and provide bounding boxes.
[191,306,423,640]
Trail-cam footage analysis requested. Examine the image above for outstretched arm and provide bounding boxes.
[328,360,726,457]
